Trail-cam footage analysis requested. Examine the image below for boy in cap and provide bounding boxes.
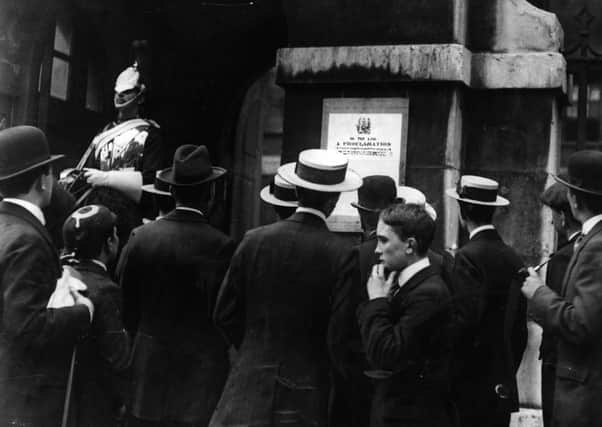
[118,144,234,427]
[445,175,527,427]
[538,181,581,427]
[61,205,130,426]
[523,151,602,427]
[0,126,94,426]
[211,149,361,427]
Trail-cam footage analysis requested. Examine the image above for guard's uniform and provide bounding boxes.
[85,118,163,187]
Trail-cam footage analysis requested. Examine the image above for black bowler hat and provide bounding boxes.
[0,126,64,181]
[157,144,226,187]
[350,175,397,212]
[553,150,602,197]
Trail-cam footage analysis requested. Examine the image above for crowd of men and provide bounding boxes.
[0,64,601,427]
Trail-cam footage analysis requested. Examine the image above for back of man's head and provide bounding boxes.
[171,184,211,207]
[541,182,578,228]
[570,188,602,217]
[297,187,340,216]
[380,203,435,256]
[63,205,117,260]
[458,201,496,225]
[0,164,50,199]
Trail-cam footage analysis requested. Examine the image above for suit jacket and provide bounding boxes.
[331,235,449,427]
[0,201,90,425]
[357,266,453,427]
[530,220,602,427]
[69,260,130,427]
[117,208,234,424]
[448,228,527,422]
[539,236,577,365]
[210,212,355,427]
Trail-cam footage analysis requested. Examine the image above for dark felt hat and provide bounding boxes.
[142,171,172,196]
[350,175,397,212]
[157,144,226,187]
[553,150,602,197]
[0,126,64,181]
[540,180,570,212]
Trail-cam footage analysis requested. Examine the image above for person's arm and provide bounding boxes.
[3,235,90,352]
[95,286,131,373]
[213,242,245,349]
[448,252,486,338]
[529,239,602,345]
[139,127,165,185]
[357,291,444,371]
[116,232,140,335]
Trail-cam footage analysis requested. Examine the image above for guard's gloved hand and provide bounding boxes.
[84,169,142,203]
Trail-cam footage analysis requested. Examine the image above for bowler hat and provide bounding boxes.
[0,126,64,181]
[278,149,362,193]
[350,175,396,212]
[157,144,226,187]
[260,174,298,207]
[553,150,602,197]
[446,175,509,206]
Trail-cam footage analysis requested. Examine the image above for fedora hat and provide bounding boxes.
[260,174,298,207]
[142,171,172,196]
[446,175,509,206]
[350,175,396,212]
[0,126,64,181]
[553,150,602,197]
[157,144,226,187]
[278,149,362,193]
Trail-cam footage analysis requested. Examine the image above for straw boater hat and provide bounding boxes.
[552,150,602,197]
[278,149,362,192]
[0,126,64,182]
[446,175,509,206]
[142,171,172,196]
[260,174,298,207]
[398,186,438,221]
[157,144,226,187]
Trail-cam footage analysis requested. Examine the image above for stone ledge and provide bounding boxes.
[471,52,566,90]
[276,44,566,91]
[277,44,471,85]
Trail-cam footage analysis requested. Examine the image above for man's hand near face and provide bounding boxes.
[367,264,396,300]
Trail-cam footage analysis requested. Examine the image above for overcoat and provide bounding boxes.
[68,260,130,427]
[0,201,90,425]
[210,212,355,427]
[357,266,454,427]
[530,220,602,427]
[117,208,234,425]
[448,228,527,427]
[539,236,576,427]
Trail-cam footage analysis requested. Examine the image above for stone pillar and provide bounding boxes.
[276,1,566,423]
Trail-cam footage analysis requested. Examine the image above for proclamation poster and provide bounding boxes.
[321,98,409,232]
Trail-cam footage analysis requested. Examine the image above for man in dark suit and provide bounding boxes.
[357,203,453,427]
[0,126,94,426]
[210,149,361,427]
[523,151,602,427]
[118,145,235,427]
[538,182,581,427]
[445,175,527,427]
[61,205,131,426]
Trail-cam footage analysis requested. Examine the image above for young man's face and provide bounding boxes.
[375,218,410,271]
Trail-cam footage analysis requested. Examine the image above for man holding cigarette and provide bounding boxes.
[523,151,602,427]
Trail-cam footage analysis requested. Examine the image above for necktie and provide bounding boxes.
[387,271,401,299]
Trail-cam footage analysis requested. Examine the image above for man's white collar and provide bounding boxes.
[398,257,431,289]
[3,198,46,225]
[470,224,495,240]
[296,207,327,222]
[582,214,602,236]
[175,206,204,217]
